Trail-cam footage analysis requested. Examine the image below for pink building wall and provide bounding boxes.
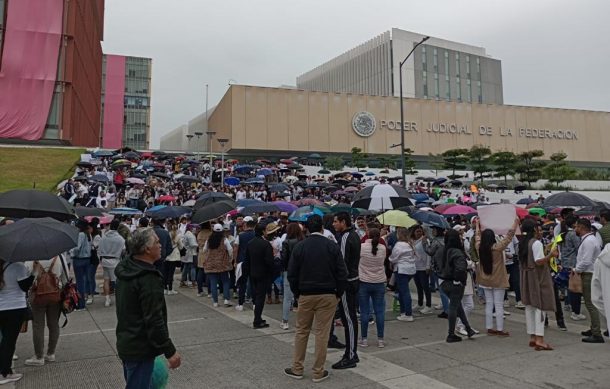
[0,0,63,140]
[102,55,126,149]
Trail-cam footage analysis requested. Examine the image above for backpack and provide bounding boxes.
[31,257,61,306]
[59,255,79,327]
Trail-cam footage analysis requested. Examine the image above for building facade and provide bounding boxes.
[296,28,503,105]
[101,54,152,150]
[204,85,609,166]
[160,108,215,152]
[0,0,105,146]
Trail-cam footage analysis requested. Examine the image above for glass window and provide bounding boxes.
[422,46,427,70]
[422,70,428,98]
[455,53,460,77]
[0,0,7,67]
[444,51,449,76]
[434,73,439,99]
[433,48,438,72]
[445,76,450,100]
[476,57,481,79]
[477,80,482,103]
[456,77,461,101]
[466,55,471,79]
[466,79,472,102]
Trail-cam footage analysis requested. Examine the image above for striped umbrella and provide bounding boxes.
[351,184,412,210]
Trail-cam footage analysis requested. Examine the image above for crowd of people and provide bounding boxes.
[0,150,609,386]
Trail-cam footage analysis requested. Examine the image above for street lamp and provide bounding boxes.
[217,138,229,187]
[399,36,429,188]
[206,130,216,170]
[186,134,193,153]
[194,132,203,159]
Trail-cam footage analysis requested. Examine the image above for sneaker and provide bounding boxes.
[327,339,346,349]
[235,305,244,312]
[564,304,572,312]
[167,290,178,296]
[358,338,368,347]
[0,373,23,384]
[396,314,414,322]
[420,306,433,315]
[582,335,605,343]
[413,304,424,311]
[503,300,510,308]
[581,329,593,337]
[558,322,568,331]
[456,326,468,336]
[224,299,233,307]
[104,298,111,307]
[571,313,586,321]
[377,339,385,348]
[604,330,609,337]
[213,303,218,308]
[437,312,448,319]
[74,308,86,312]
[446,334,462,343]
[507,291,516,297]
[312,370,330,383]
[368,317,375,325]
[280,321,290,330]
[284,368,303,380]
[44,354,56,362]
[25,357,45,366]
[433,304,444,310]
[163,290,168,295]
[515,301,526,309]
[12,355,18,361]
[472,328,480,334]
[253,322,270,329]
[86,297,93,305]
[331,358,357,370]
[496,330,510,337]
[196,292,204,297]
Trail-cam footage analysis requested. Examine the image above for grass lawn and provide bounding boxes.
[0,147,84,192]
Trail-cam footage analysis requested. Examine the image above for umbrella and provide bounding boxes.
[292,198,323,207]
[516,197,536,205]
[344,186,359,192]
[90,174,110,183]
[515,207,530,219]
[423,177,436,183]
[84,214,114,225]
[73,176,89,182]
[192,201,236,224]
[376,210,417,228]
[258,168,274,176]
[0,190,76,221]
[109,207,142,215]
[159,195,176,202]
[241,203,281,215]
[332,179,350,186]
[365,171,375,176]
[288,206,327,222]
[123,151,140,160]
[245,177,265,184]
[0,218,79,262]
[449,180,463,187]
[269,184,290,193]
[351,184,413,210]
[351,172,363,179]
[127,177,145,185]
[234,165,255,173]
[224,177,241,186]
[409,210,451,229]
[440,205,477,215]
[177,176,200,183]
[147,206,192,219]
[182,199,196,207]
[77,161,92,168]
[152,172,171,180]
[74,206,104,218]
[318,169,331,174]
[309,153,322,159]
[528,207,547,217]
[486,184,498,189]
[271,201,298,213]
[543,192,598,208]
[433,178,447,185]
[195,192,237,209]
[93,150,114,157]
[279,159,293,164]
[525,202,541,209]
[514,185,527,192]
[146,205,166,213]
[411,193,430,203]
[237,198,264,207]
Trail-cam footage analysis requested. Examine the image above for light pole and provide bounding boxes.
[399,36,429,188]
[194,132,203,159]
[206,130,216,170]
[186,134,193,153]
[217,138,229,187]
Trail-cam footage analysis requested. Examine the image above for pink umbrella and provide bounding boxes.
[159,195,176,202]
[344,187,359,192]
[434,204,457,214]
[440,205,477,215]
[84,214,115,225]
[127,177,145,185]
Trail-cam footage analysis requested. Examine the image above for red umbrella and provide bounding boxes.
[440,205,477,215]
[525,202,541,209]
[140,152,153,159]
[159,195,176,202]
[434,204,458,214]
[515,206,529,219]
[280,159,293,164]
[549,207,563,214]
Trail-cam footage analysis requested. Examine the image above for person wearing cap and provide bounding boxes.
[234,217,256,311]
[245,223,275,328]
[201,224,233,308]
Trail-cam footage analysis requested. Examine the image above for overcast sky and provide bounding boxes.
[102,0,610,148]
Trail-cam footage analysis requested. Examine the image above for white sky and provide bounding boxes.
[102,0,610,148]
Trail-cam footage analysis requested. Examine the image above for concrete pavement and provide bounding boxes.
[9,282,610,389]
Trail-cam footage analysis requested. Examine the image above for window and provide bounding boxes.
[434,73,439,99]
[0,0,7,67]
[476,57,481,79]
[466,79,472,102]
[444,51,449,76]
[433,48,438,72]
[422,46,427,70]
[445,75,450,100]
[455,53,460,77]
[465,55,471,79]
[456,77,461,101]
[477,80,482,103]
[422,70,428,98]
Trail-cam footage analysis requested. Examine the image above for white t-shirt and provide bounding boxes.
[0,262,30,311]
[532,240,545,262]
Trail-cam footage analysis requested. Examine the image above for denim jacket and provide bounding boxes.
[71,232,92,259]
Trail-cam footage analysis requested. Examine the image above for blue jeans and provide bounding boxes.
[123,359,154,389]
[358,282,386,339]
[439,285,449,313]
[395,273,414,316]
[72,258,90,309]
[181,263,194,282]
[88,262,98,295]
[208,272,230,303]
[282,271,294,321]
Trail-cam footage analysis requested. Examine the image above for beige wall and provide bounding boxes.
[208,85,610,162]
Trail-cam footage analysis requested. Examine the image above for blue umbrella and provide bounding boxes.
[365,171,375,176]
[234,165,255,174]
[288,206,326,222]
[147,206,192,219]
[516,198,536,205]
[351,172,363,178]
[224,177,240,186]
[411,193,430,203]
[258,168,274,176]
[92,150,114,157]
[146,205,166,213]
[245,177,265,184]
[409,210,451,229]
[237,199,264,207]
[433,177,447,185]
[109,207,142,215]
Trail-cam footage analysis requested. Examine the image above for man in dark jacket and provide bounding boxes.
[284,215,348,383]
[331,212,361,369]
[115,228,181,388]
[233,216,256,311]
[245,223,275,328]
[152,218,173,274]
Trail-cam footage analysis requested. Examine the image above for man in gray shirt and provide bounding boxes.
[98,219,125,307]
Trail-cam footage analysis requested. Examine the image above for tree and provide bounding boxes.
[441,148,469,178]
[543,152,576,188]
[324,156,344,171]
[468,145,492,183]
[351,147,365,168]
[402,148,418,175]
[428,153,444,176]
[515,150,546,188]
[491,151,517,184]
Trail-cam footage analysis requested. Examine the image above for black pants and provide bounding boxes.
[163,261,178,291]
[237,275,249,306]
[505,262,521,302]
[251,277,269,326]
[338,280,359,360]
[441,281,470,336]
[0,308,26,376]
[553,280,565,324]
[413,271,432,307]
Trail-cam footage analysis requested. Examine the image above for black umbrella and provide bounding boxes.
[241,203,281,215]
[151,172,171,180]
[195,192,237,209]
[423,177,437,183]
[0,190,76,221]
[351,184,413,210]
[146,206,192,219]
[269,184,290,193]
[333,179,350,186]
[123,151,140,160]
[73,176,89,182]
[177,175,200,183]
[450,180,463,187]
[90,174,110,183]
[191,201,236,224]
[543,192,598,207]
[408,210,451,229]
[74,206,104,217]
[77,161,93,168]
[0,218,79,262]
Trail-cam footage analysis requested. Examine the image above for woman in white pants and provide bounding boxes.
[475,218,519,337]
[519,219,557,351]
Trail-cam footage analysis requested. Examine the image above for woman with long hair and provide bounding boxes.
[196,222,212,297]
[475,217,519,337]
[358,228,388,348]
[70,220,92,310]
[440,229,475,343]
[389,227,417,322]
[88,220,102,304]
[410,225,433,315]
[519,218,557,350]
[164,220,183,295]
[280,222,304,330]
[202,224,233,307]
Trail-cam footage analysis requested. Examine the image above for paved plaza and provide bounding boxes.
[9,282,610,389]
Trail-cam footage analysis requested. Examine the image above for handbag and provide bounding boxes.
[568,272,583,293]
